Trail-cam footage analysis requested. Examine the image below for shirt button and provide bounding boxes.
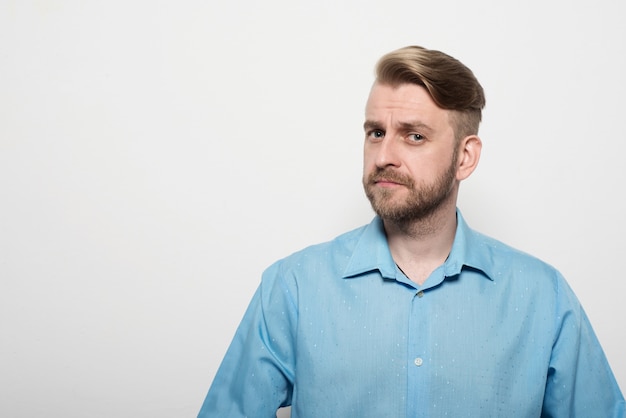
[417,291,424,298]
[414,357,423,367]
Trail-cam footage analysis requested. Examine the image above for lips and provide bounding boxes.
[374,178,405,186]
[368,169,410,187]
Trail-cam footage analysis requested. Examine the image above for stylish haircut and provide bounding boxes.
[375,46,486,140]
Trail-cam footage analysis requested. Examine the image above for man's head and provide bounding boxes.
[375,45,485,141]
[363,46,485,225]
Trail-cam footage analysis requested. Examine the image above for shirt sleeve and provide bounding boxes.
[541,274,625,417]
[198,262,297,417]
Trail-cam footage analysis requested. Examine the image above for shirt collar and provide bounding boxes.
[342,216,397,280]
[342,209,495,282]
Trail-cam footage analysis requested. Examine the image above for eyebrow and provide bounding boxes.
[363,120,434,134]
[363,120,382,131]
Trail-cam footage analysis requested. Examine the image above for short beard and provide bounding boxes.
[363,152,458,226]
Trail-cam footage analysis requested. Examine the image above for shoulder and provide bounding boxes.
[463,228,585,327]
[466,227,565,291]
[255,223,373,305]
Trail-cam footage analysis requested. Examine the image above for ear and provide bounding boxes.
[456,135,482,181]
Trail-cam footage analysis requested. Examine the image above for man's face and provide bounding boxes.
[362,82,459,224]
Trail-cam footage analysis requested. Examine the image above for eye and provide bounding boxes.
[367,129,385,141]
[407,133,424,142]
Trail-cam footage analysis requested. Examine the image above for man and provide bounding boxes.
[198,46,625,417]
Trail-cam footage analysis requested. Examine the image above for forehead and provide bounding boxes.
[365,82,451,127]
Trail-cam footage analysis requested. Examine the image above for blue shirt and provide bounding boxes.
[199,211,625,417]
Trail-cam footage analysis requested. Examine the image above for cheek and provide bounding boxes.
[363,155,380,178]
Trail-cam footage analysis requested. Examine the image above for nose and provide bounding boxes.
[375,137,401,168]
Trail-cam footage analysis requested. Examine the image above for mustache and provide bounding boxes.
[366,168,414,187]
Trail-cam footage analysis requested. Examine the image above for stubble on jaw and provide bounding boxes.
[362,151,458,231]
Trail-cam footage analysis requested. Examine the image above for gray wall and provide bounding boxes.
[1,0,624,416]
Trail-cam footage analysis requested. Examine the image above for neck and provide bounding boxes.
[383,201,458,285]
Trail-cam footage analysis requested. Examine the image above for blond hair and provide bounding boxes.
[375,46,486,140]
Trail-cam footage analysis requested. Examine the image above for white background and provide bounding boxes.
[1,1,625,417]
